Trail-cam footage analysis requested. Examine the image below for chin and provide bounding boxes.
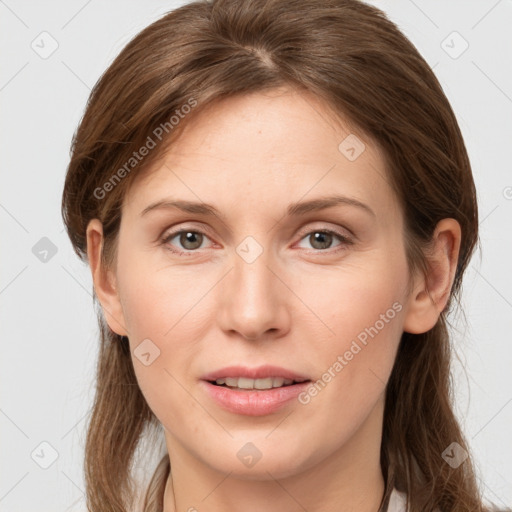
[201,441,319,481]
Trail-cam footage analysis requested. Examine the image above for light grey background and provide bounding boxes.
[1,1,511,510]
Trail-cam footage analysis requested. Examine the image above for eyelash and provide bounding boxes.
[159,226,353,257]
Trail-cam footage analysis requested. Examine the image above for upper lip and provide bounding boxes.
[201,365,310,382]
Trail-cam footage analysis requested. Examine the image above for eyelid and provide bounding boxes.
[294,222,354,242]
[159,224,217,252]
[160,219,354,241]
[292,227,354,254]
[160,221,354,256]
[159,222,216,243]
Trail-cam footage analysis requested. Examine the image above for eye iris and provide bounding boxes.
[173,231,339,251]
[180,231,203,250]
[310,232,332,250]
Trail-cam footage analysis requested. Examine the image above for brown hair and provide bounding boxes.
[61,0,495,510]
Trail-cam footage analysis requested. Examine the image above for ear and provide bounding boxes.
[402,218,461,334]
[86,218,128,336]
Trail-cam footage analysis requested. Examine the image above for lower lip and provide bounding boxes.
[201,380,311,416]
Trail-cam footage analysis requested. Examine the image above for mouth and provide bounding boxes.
[202,379,312,416]
[200,366,312,416]
[208,376,310,391]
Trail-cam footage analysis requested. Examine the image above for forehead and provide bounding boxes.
[124,89,397,221]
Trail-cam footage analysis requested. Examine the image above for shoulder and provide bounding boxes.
[387,488,442,512]
[387,488,408,512]
[386,488,512,512]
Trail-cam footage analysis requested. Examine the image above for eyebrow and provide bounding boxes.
[140,195,376,220]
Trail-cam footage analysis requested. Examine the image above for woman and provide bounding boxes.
[61,0,504,510]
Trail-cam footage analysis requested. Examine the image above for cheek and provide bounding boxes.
[300,253,407,342]
[121,278,202,428]
[294,251,408,400]
[116,255,217,414]
[118,253,206,341]
[310,288,403,388]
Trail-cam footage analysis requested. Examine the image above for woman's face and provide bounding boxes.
[106,88,417,479]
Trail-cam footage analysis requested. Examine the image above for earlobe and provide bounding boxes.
[402,218,461,334]
[86,219,128,336]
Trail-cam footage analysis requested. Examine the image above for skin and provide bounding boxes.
[87,87,461,512]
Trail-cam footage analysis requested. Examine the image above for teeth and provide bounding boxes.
[215,377,298,389]
[272,377,285,387]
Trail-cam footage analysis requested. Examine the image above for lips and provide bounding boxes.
[215,376,298,390]
[201,365,310,382]
[200,365,312,415]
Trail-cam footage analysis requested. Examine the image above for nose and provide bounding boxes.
[216,245,291,342]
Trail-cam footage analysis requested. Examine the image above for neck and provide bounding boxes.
[164,397,386,512]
